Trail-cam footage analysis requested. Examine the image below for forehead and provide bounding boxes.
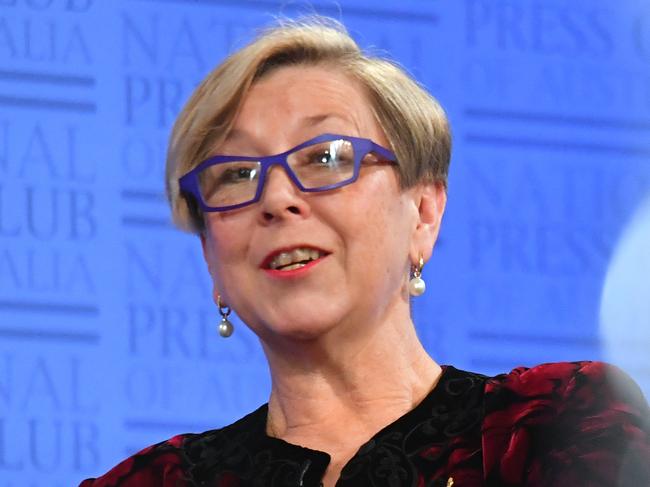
[250,64,364,104]
[227,65,384,150]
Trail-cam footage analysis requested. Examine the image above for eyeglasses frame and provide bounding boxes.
[178,133,397,212]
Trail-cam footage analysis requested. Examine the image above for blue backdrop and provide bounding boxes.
[1,0,649,484]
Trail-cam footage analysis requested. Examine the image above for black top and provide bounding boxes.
[81,362,650,486]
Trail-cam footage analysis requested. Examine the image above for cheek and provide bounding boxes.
[344,175,413,275]
[362,173,412,235]
[204,219,251,284]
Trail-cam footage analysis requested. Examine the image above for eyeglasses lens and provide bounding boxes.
[197,139,356,208]
[288,139,355,188]
[198,161,261,208]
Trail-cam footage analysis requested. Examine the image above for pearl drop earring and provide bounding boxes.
[217,295,234,337]
[408,255,426,296]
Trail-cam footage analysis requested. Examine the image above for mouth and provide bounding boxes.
[262,246,329,272]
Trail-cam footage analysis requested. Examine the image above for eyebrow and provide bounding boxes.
[221,112,355,155]
[226,113,352,140]
[302,112,350,127]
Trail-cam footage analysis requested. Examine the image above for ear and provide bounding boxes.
[200,232,221,305]
[409,181,447,263]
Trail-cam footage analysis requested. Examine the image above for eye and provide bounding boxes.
[219,166,258,184]
[311,149,336,166]
[306,140,354,167]
[199,163,259,199]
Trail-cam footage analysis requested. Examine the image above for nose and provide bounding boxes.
[257,165,311,223]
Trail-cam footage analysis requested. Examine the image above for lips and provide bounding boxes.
[261,246,329,271]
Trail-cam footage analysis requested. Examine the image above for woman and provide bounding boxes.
[81,18,650,487]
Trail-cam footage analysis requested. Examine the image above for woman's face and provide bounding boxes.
[201,65,444,344]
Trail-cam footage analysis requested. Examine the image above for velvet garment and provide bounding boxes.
[80,362,650,486]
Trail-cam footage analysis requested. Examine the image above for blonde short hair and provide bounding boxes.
[166,17,451,233]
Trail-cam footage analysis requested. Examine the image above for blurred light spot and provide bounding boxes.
[600,194,650,397]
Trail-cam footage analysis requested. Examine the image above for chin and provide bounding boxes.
[273,316,340,341]
[254,306,345,343]
[238,292,353,341]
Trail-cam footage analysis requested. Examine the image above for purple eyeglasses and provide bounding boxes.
[179,133,396,212]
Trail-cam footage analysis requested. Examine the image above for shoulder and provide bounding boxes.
[78,434,190,487]
[485,360,648,406]
[484,361,650,427]
[79,406,268,487]
[482,361,650,486]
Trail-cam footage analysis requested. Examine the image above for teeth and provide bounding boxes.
[273,252,293,269]
[269,248,323,270]
[282,262,307,271]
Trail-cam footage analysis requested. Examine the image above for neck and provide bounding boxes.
[262,304,441,450]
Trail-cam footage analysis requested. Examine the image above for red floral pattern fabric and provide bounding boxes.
[79,435,187,487]
[482,361,650,486]
[79,362,650,486]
